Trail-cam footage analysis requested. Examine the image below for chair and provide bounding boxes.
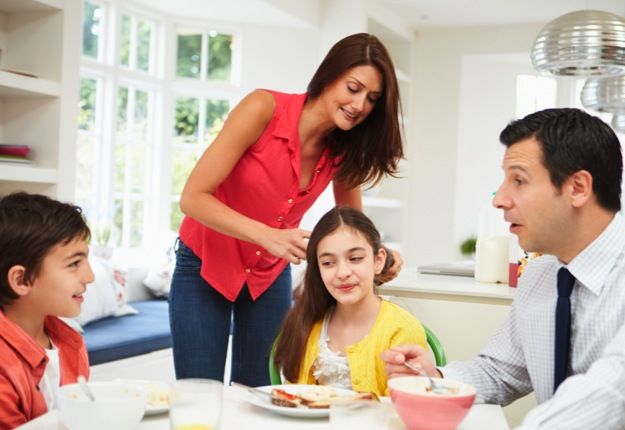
[268,323,447,385]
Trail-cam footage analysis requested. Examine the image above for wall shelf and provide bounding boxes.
[0,164,57,183]
[0,71,61,97]
[0,0,62,13]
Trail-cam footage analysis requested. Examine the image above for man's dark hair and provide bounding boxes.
[500,108,622,212]
[0,192,91,306]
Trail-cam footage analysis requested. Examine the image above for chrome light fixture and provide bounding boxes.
[531,10,625,77]
[580,76,625,112]
[611,112,625,132]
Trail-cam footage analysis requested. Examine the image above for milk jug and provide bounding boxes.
[474,195,509,283]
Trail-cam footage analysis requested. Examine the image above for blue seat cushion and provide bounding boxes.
[83,300,171,365]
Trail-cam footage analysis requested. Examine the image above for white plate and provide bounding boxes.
[245,384,358,418]
[114,379,170,416]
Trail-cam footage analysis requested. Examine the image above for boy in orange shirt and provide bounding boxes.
[0,192,93,429]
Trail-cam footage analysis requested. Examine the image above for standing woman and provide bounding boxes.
[170,32,404,386]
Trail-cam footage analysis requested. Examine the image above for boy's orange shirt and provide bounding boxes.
[0,310,89,429]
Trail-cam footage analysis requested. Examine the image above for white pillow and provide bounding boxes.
[143,233,177,298]
[64,255,138,331]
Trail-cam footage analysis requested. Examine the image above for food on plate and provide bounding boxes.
[146,382,170,407]
[269,386,379,409]
[270,388,302,408]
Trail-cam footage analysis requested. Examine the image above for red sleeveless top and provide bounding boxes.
[179,91,339,301]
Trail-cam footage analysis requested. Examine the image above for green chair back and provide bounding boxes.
[423,324,447,366]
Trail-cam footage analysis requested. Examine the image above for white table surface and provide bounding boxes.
[19,385,509,430]
[379,268,517,303]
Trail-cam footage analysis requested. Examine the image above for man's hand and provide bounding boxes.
[381,344,441,379]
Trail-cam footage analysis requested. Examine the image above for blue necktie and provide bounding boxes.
[554,267,575,392]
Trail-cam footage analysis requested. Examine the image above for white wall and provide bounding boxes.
[238,24,321,94]
[407,23,544,267]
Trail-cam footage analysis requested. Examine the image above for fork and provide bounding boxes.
[403,361,450,395]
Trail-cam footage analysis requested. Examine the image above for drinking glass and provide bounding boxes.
[329,400,392,430]
[169,379,223,430]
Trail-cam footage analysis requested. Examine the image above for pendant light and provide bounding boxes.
[580,75,625,112]
[531,10,625,77]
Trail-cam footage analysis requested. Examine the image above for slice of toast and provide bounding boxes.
[270,388,301,408]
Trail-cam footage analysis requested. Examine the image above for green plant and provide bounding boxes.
[460,237,477,256]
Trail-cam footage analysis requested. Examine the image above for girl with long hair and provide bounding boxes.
[273,207,426,396]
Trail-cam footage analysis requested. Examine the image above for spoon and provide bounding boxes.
[77,375,95,401]
[404,361,451,395]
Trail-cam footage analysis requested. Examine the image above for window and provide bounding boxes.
[176,30,233,82]
[119,14,154,73]
[82,1,102,60]
[76,0,239,249]
[170,96,230,230]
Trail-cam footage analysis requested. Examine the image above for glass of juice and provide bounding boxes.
[169,379,223,430]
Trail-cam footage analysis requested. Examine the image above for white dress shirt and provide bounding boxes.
[443,212,625,430]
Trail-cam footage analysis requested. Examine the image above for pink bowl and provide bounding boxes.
[388,376,476,430]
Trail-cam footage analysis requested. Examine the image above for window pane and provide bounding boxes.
[82,1,101,59]
[176,33,201,78]
[171,149,199,195]
[120,15,131,67]
[204,99,229,143]
[174,97,199,143]
[170,201,184,232]
[136,19,151,72]
[130,200,144,247]
[113,143,125,193]
[112,199,124,247]
[207,33,232,81]
[78,78,97,131]
[76,134,97,195]
[133,89,149,139]
[117,86,129,133]
[128,144,146,193]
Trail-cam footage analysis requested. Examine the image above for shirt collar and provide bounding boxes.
[272,93,307,141]
[566,212,625,295]
[0,311,83,369]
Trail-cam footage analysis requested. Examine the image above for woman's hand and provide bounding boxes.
[376,247,403,283]
[260,227,311,264]
[381,344,440,379]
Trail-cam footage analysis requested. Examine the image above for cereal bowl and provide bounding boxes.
[388,376,476,430]
[58,381,147,430]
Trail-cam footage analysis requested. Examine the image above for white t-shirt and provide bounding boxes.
[39,342,61,410]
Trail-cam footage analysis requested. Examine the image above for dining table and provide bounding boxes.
[18,385,510,430]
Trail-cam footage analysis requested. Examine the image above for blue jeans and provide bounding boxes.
[168,240,292,386]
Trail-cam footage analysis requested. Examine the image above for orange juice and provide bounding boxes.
[175,425,213,430]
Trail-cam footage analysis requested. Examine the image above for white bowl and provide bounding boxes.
[58,381,147,430]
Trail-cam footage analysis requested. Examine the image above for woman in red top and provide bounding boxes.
[170,33,404,386]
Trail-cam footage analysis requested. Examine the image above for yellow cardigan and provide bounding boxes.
[293,300,427,396]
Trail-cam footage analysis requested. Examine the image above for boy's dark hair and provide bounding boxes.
[0,192,91,306]
[500,107,622,212]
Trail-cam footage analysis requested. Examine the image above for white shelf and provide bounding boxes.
[0,71,60,97]
[0,0,62,13]
[0,164,57,183]
[363,196,404,209]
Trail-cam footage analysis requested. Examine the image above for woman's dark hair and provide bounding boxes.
[500,108,622,212]
[273,206,391,382]
[0,192,91,306]
[307,33,404,188]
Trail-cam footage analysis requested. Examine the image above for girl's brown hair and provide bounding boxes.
[273,206,391,382]
[307,33,404,188]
